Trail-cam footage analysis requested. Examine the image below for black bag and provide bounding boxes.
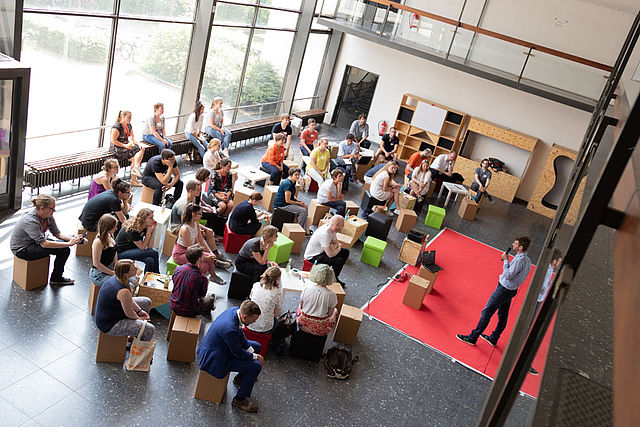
[187,147,203,165]
[324,346,358,380]
[408,229,426,244]
[272,311,297,344]
[488,158,506,172]
[164,194,175,210]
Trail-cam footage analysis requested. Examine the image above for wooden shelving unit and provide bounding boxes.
[394,94,469,162]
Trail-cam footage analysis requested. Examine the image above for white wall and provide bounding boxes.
[325,35,594,201]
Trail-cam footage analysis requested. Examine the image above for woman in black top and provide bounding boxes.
[115,208,160,273]
[235,225,279,283]
[228,191,268,236]
[89,214,120,287]
[109,110,145,186]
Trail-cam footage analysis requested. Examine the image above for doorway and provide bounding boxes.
[331,66,379,130]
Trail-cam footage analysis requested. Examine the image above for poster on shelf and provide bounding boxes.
[413,101,447,135]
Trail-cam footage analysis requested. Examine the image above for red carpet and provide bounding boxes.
[363,228,551,398]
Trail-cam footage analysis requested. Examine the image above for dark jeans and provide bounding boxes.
[322,200,346,217]
[117,247,160,273]
[469,283,518,343]
[335,158,356,191]
[141,175,184,206]
[300,144,313,157]
[429,168,464,184]
[308,248,350,278]
[236,256,268,284]
[470,182,489,202]
[228,340,262,399]
[261,162,289,184]
[15,244,70,280]
[229,221,262,237]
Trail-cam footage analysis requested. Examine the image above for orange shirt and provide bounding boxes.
[261,144,285,165]
[406,152,422,176]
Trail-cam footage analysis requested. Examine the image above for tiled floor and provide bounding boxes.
[0,126,546,426]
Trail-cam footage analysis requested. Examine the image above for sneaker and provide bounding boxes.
[50,276,75,285]
[233,374,243,385]
[232,397,258,413]
[487,195,495,204]
[210,274,226,286]
[480,334,497,346]
[528,367,538,375]
[215,259,232,269]
[456,334,476,345]
[216,254,233,264]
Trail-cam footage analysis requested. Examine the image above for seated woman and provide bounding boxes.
[95,259,155,341]
[408,159,432,201]
[297,264,338,336]
[109,110,144,186]
[142,102,172,150]
[172,204,224,285]
[299,118,318,157]
[247,266,283,334]
[260,134,288,185]
[89,159,119,200]
[203,138,224,174]
[204,97,232,153]
[115,208,159,274]
[370,161,401,214]
[185,101,207,158]
[79,178,132,232]
[235,225,279,283]
[207,158,234,218]
[90,214,119,287]
[307,138,330,189]
[228,192,268,237]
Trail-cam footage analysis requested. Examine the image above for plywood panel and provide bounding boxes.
[453,156,520,202]
[468,118,538,152]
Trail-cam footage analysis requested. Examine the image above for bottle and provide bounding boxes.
[161,198,166,214]
[345,209,350,218]
[286,260,291,274]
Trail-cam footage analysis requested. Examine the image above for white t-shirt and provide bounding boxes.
[317,180,338,204]
[184,112,204,135]
[248,283,283,333]
[371,170,390,201]
[299,285,338,318]
[304,224,335,259]
[431,154,453,172]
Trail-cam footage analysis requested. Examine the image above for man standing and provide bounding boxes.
[336,133,360,191]
[197,300,264,413]
[304,215,349,286]
[429,151,464,184]
[349,114,371,149]
[170,245,215,317]
[273,168,308,233]
[317,169,347,217]
[141,148,183,206]
[457,236,532,346]
[375,127,399,162]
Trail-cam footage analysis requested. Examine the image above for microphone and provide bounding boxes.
[505,247,511,255]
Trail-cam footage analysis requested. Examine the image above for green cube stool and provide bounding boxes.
[425,205,446,229]
[360,236,387,268]
[166,257,178,275]
[267,233,294,264]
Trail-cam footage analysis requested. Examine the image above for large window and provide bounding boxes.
[293,32,329,111]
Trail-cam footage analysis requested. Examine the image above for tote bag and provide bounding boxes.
[125,320,156,372]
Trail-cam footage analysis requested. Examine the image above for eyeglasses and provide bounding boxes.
[45,206,56,212]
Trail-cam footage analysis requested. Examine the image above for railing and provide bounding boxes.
[324,0,612,101]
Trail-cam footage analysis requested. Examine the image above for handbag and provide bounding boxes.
[125,321,156,372]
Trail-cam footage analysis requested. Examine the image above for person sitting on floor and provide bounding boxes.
[375,126,399,163]
[273,167,308,233]
[299,118,318,157]
[228,192,269,237]
[114,208,160,274]
[304,215,349,286]
[89,159,120,200]
[349,113,371,149]
[297,264,338,336]
[272,114,293,159]
[235,225,279,283]
[247,266,283,334]
[197,300,264,413]
[471,158,495,203]
[95,259,155,341]
[317,169,346,217]
[207,158,234,218]
[172,204,225,285]
[408,159,432,201]
[90,214,120,287]
[79,178,132,232]
[10,194,83,285]
[370,161,401,214]
[109,110,144,187]
[141,149,183,206]
[429,151,464,184]
[261,134,288,185]
[307,138,330,189]
[336,133,360,191]
[142,102,172,150]
[185,101,207,159]
[170,244,215,317]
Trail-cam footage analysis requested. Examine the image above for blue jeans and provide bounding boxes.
[117,248,160,273]
[186,131,207,158]
[205,126,232,150]
[469,283,518,343]
[261,162,289,184]
[229,340,262,399]
[143,134,172,151]
[322,200,346,217]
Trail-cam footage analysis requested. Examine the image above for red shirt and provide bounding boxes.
[300,128,318,149]
[406,152,422,176]
[261,144,285,165]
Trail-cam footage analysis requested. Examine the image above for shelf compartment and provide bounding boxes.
[397,107,414,123]
[437,137,454,151]
[445,111,463,125]
[394,120,410,134]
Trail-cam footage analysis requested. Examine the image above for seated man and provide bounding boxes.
[197,300,264,413]
[207,158,234,218]
[272,114,293,159]
[307,138,330,188]
[170,244,215,317]
[79,178,132,232]
[273,168,308,233]
[299,118,318,157]
[141,149,184,206]
[429,151,464,184]
[405,149,432,179]
[375,127,399,162]
[304,215,349,286]
[336,133,360,191]
[260,134,288,185]
[317,169,347,217]
[349,113,371,149]
[11,195,83,285]
[471,158,495,203]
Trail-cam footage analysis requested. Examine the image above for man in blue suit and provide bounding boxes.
[197,300,264,412]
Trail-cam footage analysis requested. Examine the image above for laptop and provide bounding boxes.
[357,155,372,165]
[422,250,443,273]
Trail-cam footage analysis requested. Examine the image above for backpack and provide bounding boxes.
[488,158,506,173]
[271,311,297,344]
[323,346,359,380]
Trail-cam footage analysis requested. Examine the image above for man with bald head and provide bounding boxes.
[304,215,349,286]
[429,151,464,183]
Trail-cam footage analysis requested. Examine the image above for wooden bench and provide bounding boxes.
[227,115,281,143]
[293,108,327,127]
